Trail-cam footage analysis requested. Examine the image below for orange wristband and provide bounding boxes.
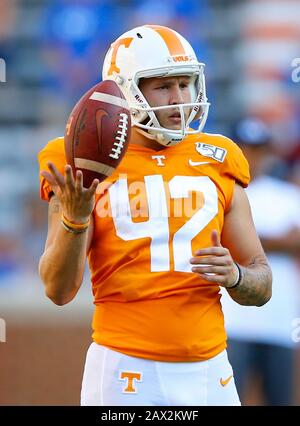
[61,214,90,230]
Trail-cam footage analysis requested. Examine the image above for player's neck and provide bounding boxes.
[131,127,166,151]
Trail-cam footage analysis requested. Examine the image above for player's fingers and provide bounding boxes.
[86,179,99,199]
[191,265,226,275]
[40,170,57,187]
[40,171,60,195]
[65,165,75,188]
[47,162,65,188]
[190,256,229,266]
[194,247,227,257]
[75,170,83,192]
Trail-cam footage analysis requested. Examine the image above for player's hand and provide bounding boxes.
[40,162,99,223]
[190,230,239,288]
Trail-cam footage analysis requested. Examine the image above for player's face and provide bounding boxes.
[139,76,192,130]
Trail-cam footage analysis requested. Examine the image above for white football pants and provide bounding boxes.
[81,342,241,406]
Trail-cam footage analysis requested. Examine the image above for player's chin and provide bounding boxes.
[163,120,182,130]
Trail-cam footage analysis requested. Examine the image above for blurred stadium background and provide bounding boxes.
[0,0,300,405]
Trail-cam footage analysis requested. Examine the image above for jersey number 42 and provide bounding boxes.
[108,175,218,273]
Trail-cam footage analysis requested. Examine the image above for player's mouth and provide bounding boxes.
[168,113,181,124]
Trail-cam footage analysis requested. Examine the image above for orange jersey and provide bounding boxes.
[38,129,250,361]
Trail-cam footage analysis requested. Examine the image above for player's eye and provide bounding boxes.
[155,84,169,90]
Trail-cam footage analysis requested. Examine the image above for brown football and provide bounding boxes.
[64,80,131,188]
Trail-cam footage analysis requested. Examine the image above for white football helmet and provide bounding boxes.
[102,25,210,146]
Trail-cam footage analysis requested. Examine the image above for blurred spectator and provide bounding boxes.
[0,189,48,282]
[0,0,17,78]
[0,0,16,41]
[221,117,300,406]
[0,233,24,283]
[20,191,48,272]
[40,0,131,104]
[289,161,300,189]
[233,0,300,164]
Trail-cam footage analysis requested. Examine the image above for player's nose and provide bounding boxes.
[169,84,184,105]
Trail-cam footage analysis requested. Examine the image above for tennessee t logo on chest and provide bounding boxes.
[152,155,166,166]
[119,371,143,393]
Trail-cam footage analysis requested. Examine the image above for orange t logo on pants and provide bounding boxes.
[119,371,142,393]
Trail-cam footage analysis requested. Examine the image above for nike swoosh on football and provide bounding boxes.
[188,159,211,166]
[220,375,233,387]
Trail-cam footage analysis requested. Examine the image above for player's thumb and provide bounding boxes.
[211,229,221,247]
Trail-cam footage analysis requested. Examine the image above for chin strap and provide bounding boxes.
[136,124,184,146]
[136,127,183,147]
[135,127,157,140]
[154,131,183,146]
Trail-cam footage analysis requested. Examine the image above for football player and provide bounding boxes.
[38,25,272,406]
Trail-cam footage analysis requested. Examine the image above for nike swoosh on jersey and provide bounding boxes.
[188,159,211,166]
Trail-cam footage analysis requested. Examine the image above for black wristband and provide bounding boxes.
[227,262,243,289]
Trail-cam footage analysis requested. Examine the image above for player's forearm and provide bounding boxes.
[226,255,272,306]
[39,225,88,305]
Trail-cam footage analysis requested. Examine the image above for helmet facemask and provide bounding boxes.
[128,64,210,146]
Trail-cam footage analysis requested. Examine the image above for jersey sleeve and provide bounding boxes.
[222,138,250,188]
[37,137,66,202]
[219,136,250,212]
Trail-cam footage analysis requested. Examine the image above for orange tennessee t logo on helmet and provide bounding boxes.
[119,371,142,393]
[108,38,134,76]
